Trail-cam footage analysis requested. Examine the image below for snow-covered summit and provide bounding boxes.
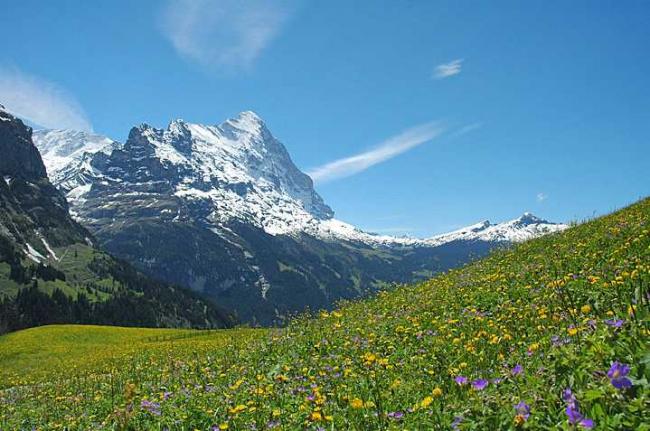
[121,112,334,227]
[33,129,120,192]
[310,212,566,248]
[422,213,566,245]
[220,110,266,134]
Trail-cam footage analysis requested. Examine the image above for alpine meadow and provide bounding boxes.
[1,1,649,430]
[1,198,648,429]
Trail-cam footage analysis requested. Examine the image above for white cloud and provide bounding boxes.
[447,121,482,138]
[0,67,92,131]
[537,192,547,202]
[433,59,463,79]
[308,122,444,184]
[160,0,292,70]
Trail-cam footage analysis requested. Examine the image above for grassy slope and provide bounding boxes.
[1,243,133,302]
[1,198,648,430]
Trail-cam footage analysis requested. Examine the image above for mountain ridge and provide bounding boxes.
[32,111,567,324]
[33,111,566,247]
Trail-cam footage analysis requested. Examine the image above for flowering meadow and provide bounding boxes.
[1,198,648,430]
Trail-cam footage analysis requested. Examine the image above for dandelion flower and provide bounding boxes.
[350,398,364,409]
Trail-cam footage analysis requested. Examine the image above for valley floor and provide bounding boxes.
[1,198,648,430]
[0,325,265,389]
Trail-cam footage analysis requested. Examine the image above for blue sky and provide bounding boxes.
[1,1,648,236]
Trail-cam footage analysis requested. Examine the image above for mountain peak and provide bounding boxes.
[514,212,548,225]
[36,111,334,232]
[219,111,266,136]
[169,118,187,127]
[237,110,263,123]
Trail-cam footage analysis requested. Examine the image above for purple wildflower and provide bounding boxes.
[514,401,530,420]
[551,335,571,347]
[607,361,632,389]
[580,419,595,429]
[566,404,581,423]
[604,319,624,328]
[511,364,523,376]
[454,375,468,385]
[562,388,575,403]
[140,399,161,416]
[471,378,489,391]
[566,404,594,429]
[387,411,404,420]
[563,388,594,429]
[452,416,463,430]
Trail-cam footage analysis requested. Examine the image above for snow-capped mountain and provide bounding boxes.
[424,212,565,245]
[32,129,119,193]
[34,113,565,247]
[33,111,567,324]
[314,213,565,247]
[0,106,234,330]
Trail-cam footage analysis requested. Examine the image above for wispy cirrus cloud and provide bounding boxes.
[537,192,547,202]
[308,122,444,184]
[447,121,483,138]
[0,66,92,131]
[433,59,463,79]
[160,0,293,70]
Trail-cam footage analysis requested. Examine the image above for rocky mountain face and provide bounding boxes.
[0,106,233,333]
[0,106,89,257]
[34,111,567,325]
[32,129,119,195]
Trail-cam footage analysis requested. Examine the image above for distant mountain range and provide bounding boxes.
[30,111,567,324]
[0,106,233,333]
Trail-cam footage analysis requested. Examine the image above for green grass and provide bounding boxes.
[1,243,118,302]
[0,325,265,388]
[1,198,648,430]
[0,262,21,297]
